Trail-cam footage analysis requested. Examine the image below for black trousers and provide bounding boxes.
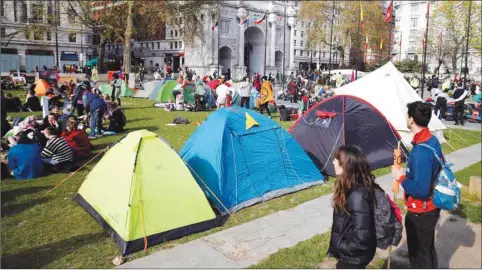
[259,102,271,117]
[336,261,367,269]
[454,102,465,125]
[76,104,84,117]
[405,209,440,269]
[434,98,447,119]
[240,97,250,109]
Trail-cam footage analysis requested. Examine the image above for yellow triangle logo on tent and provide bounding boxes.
[246,112,260,130]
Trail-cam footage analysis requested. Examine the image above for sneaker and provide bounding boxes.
[88,136,96,139]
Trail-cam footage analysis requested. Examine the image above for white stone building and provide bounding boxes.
[0,0,97,73]
[391,0,481,76]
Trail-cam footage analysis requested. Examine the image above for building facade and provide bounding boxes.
[0,0,97,73]
[391,0,481,76]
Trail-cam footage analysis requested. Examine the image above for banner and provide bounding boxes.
[128,73,136,89]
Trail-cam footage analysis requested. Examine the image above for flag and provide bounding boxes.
[239,14,249,26]
[55,70,60,82]
[351,70,355,82]
[276,15,284,25]
[255,14,266,24]
[360,1,364,27]
[426,1,430,17]
[212,21,218,31]
[385,1,393,23]
[380,37,383,49]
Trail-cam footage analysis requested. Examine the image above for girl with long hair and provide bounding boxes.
[328,146,378,269]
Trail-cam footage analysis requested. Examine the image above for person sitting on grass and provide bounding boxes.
[61,118,92,160]
[23,90,42,112]
[41,127,74,172]
[4,92,22,112]
[107,102,126,133]
[8,130,44,180]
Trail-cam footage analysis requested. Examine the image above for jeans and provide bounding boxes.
[259,102,271,117]
[240,97,250,109]
[89,108,101,137]
[41,158,59,166]
[405,209,440,269]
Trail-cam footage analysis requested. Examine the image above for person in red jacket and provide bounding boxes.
[61,118,92,160]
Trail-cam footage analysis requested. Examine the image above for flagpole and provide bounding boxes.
[420,1,430,99]
[328,0,335,79]
[388,0,393,63]
[218,13,220,78]
[399,31,402,62]
[463,0,472,84]
[264,15,267,76]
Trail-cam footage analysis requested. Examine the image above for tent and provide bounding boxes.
[98,81,135,97]
[134,80,164,98]
[74,130,218,255]
[86,58,108,67]
[153,80,179,102]
[179,107,324,215]
[34,79,50,96]
[290,95,408,176]
[148,79,169,100]
[334,62,447,145]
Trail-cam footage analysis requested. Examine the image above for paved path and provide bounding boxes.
[120,144,481,268]
[442,120,481,132]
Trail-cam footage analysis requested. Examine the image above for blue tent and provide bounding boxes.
[179,106,324,215]
[148,79,168,100]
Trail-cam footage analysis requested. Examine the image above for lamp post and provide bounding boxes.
[463,0,472,84]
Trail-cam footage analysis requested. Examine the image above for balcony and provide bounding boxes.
[28,18,43,24]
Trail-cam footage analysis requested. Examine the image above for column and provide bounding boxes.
[269,14,276,67]
[237,8,247,67]
[288,17,295,69]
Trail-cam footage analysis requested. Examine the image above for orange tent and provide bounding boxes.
[34,79,50,97]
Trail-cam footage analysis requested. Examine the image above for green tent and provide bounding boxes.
[86,58,108,67]
[74,130,218,255]
[154,80,179,102]
[98,81,134,98]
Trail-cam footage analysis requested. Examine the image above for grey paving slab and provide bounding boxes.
[120,144,481,268]
[442,120,482,132]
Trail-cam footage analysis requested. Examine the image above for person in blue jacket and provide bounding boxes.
[8,130,44,180]
[82,82,107,138]
[392,101,443,269]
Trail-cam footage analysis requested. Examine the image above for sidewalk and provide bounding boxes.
[120,143,481,268]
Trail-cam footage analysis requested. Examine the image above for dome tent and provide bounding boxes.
[75,130,218,255]
[289,95,408,176]
[180,107,324,215]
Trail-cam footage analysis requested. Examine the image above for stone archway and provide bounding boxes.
[219,46,233,78]
[244,26,265,76]
[275,51,283,73]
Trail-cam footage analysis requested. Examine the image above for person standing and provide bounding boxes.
[452,82,468,126]
[434,90,449,120]
[111,73,122,106]
[392,101,443,269]
[258,76,274,118]
[91,67,99,86]
[328,146,377,269]
[83,87,107,138]
[239,76,252,109]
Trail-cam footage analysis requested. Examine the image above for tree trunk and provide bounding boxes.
[122,1,134,80]
[452,54,458,73]
[98,34,107,73]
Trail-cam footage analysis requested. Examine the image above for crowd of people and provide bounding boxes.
[1,77,126,180]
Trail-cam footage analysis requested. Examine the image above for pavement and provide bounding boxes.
[442,120,481,132]
[119,143,481,269]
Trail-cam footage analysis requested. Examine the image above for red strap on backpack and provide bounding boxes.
[386,194,403,223]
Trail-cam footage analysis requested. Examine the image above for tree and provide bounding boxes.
[394,58,428,73]
[299,1,390,69]
[430,0,482,73]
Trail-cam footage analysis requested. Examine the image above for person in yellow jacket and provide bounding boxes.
[258,76,274,118]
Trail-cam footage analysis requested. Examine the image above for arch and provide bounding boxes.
[244,26,265,76]
[219,46,233,77]
[275,51,283,72]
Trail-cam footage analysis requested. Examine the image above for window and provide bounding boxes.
[152,43,154,49]
[180,30,183,37]
[170,30,173,37]
[170,42,173,49]
[21,3,27,23]
[300,50,303,56]
[157,42,160,49]
[32,4,43,23]
[175,41,178,49]
[108,45,111,51]
[301,41,304,47]
[47,4,53,24]
[69,33,77,43]
[294,40,297,46]
[301,31,304,37]
[301,22,304,27]
[0,28,5,38]
[47,31,52,41]
[0,0,4,16]
[68,7,77,24]
[410,29,417,36]
[323,52,326,57]
[179,41,182,48]
[175,30,178,37]
[314,52,317,57]
[294,49,297,56]
[294,30,297,36]
[87,35,92,44]
[201,14,204,21]
[410,3,418,12]
[410,18,418,27]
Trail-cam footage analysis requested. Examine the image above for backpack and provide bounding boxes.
[172,117,190,125]
[419,143,461,211]
[374,188,403,250]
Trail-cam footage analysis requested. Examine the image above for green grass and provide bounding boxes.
[250,232,332,269]
[450,162,482,223]
[1,94,480,268]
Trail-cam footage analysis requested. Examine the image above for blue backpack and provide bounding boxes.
[419,144,461,211]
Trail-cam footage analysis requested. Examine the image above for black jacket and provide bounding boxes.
[328,185,377,265]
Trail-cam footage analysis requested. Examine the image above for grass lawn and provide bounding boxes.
[451,162,482,223]
[1,94,481,268]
